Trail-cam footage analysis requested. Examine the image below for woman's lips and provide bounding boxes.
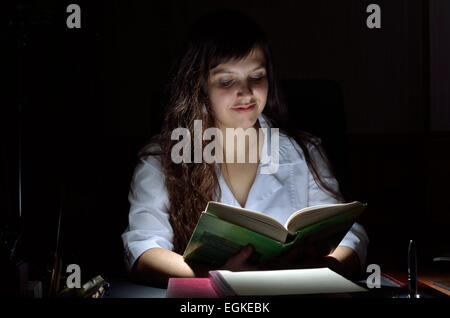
[232,103,256,113]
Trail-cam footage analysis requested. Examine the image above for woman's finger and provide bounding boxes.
[220,245,255,271]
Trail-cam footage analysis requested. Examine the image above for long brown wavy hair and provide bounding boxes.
[141,9,343,254]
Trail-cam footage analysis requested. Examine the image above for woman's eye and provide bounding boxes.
[250,74,265,81]
[219,80,234,87]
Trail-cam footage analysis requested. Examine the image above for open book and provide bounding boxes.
[183,201,366,267]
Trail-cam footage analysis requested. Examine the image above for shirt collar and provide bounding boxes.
[217,113,286,209]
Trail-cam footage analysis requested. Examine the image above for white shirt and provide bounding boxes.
[121,114,369,272]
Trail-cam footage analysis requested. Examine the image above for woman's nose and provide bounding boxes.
[236,80,253,96]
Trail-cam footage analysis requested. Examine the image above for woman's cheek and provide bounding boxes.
[259,81,269,96]
[254,84,268,106]
[216,90,235,109]
[210,91,232,117]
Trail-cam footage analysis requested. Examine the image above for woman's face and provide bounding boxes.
[206,47,268,130]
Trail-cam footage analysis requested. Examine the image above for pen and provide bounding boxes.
[408,240,417,298]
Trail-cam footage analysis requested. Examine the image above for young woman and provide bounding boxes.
[121,9,369,287]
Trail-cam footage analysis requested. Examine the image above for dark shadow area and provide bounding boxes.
[279,79,351,200]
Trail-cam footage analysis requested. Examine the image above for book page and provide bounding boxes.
[213,268,367,296]
[285,201,365,233]
[206,201,288,242]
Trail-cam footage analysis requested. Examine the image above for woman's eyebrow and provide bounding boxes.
[211,64,266,76]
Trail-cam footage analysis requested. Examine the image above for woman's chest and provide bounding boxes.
[221,163,259,207]
[219,162,310,225]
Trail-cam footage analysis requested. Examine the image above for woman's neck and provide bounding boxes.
[218,121,264,164]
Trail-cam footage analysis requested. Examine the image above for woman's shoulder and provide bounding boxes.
[139,142,163,155]
[279,130,322,162]
[259,114,321,149]
[136,142,164,173]
[260,114,324,164]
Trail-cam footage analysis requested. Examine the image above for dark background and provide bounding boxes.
[2,0,449,288]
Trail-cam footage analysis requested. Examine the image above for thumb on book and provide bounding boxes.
[241,244,253,256]
[219,244,259,272]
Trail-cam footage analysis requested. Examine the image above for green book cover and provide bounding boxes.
[183,202,366,267]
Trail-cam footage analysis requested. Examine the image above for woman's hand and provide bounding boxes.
[263,245,360,279]
[217,244,358,280]
[219,245,260,272]
[220,244,321,272]
[261,244,319,270]
[220,244,323,272]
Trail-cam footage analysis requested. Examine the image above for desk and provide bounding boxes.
[382,269,450,298]
[104,272,449,298]
[419,270,450,297]
[105,278,166,298]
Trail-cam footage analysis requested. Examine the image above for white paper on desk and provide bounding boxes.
[212,268,367,296]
